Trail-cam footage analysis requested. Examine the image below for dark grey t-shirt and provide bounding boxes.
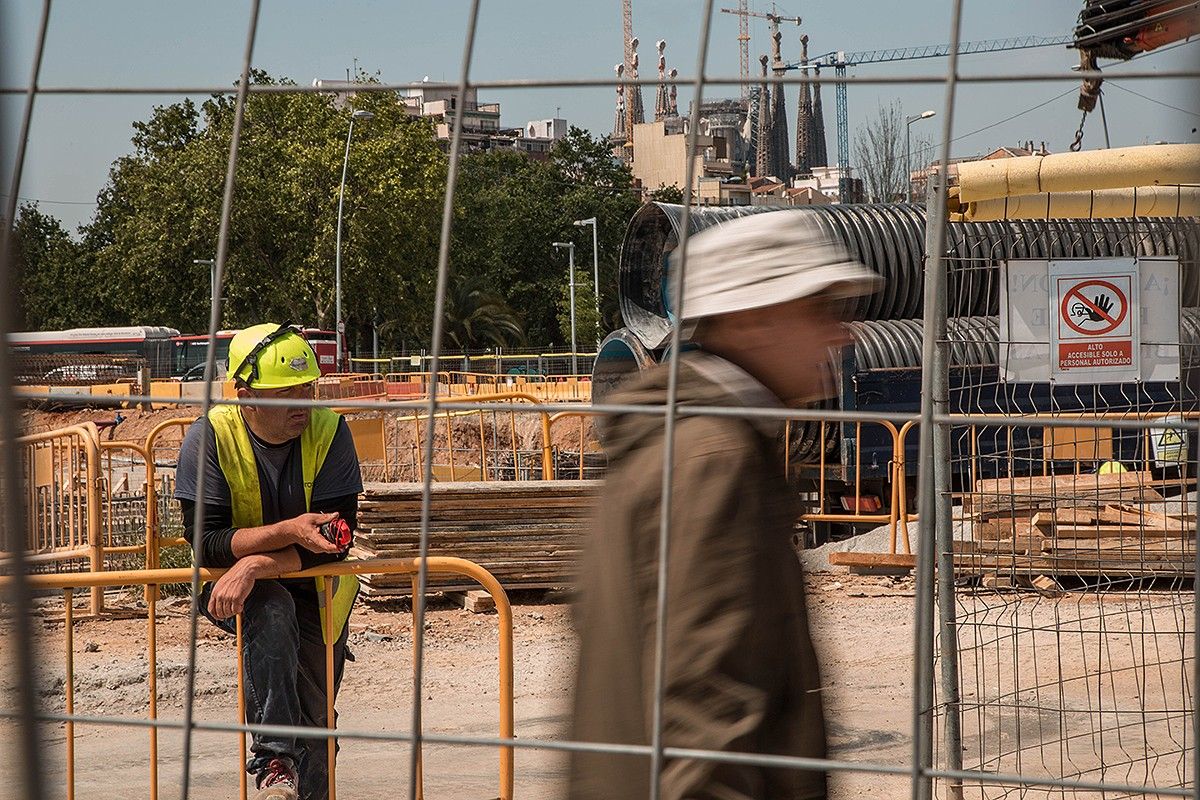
[174,415,363,523]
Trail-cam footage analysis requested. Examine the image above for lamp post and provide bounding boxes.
[193,258,216,309]
[552,241,578,374]
[334,108,375,371]
[573,217,601,347]
[905,110,936,203]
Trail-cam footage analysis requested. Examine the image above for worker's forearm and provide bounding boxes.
[230,520,297,559]
[236,547,303,580]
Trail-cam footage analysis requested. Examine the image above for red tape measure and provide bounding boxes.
[319,517,352,549]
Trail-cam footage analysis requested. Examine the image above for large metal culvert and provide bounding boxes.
[619,202,1200,350]
[786,309,1200,463]
[590,328,658,408]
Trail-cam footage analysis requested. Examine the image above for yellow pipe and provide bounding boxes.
[65,588,75,800]
[955,143,1200,203]
[237,614,248,800]
[324,580,337,800]
[952,185,1200,221]
[149,586,159,800]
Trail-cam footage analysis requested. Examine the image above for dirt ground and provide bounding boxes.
[4,570,1191,800]
[0,572,916,800]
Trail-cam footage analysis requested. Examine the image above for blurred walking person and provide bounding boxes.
[568,213,880,800]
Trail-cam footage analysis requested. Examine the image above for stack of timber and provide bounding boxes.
[962,473,1195,578]
[354,481,600,597]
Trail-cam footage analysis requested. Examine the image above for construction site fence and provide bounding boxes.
[15,407,1195,613]
[1,557,515,800]
[18,371,591,409]
[350,349,598,378]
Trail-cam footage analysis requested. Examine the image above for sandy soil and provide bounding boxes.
[2,573,922,800]
[7,571,1190,800]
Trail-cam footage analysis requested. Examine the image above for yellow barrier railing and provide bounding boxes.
[548,409,601,481]
[10,423,105,611]
[7,557,514,800]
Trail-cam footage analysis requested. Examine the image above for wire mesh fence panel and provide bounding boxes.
[933,216,1199,798]
[3,2,1200,800]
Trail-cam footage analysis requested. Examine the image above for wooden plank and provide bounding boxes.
[969,486,1164,516]
[828,552,916,569]
[1051,524,1193,539]
[1043,426,1113,462]
[1031,508,1097,528]
[444,590,496,613]
[974,516,1037,540]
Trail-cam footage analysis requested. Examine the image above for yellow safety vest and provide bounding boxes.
[208,404,359,643]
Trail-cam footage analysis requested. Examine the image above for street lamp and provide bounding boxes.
[334,108,375,371]
[905,110,936,203]
[193,258,216,309]
[552,241,578,374]
[573,217,600,346]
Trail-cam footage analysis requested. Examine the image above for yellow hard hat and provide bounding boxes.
[228,323,321,389]
[1097,460,1128,474]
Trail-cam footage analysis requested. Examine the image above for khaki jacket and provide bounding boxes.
[568,352,828,800]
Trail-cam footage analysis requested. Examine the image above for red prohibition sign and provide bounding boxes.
[1060,278,1129,336]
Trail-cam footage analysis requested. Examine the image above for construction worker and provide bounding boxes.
[175,323,362,800]
[568,212,880,799]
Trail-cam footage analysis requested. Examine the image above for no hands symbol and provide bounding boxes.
[1060,279,1129,336]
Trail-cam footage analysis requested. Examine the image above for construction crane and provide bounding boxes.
[784,35,1073,198]
[720,4,801,100]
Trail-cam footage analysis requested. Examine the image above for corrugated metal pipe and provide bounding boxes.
[618,202,1200,350]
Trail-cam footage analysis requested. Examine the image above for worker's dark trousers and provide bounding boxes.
[202,579,350,800]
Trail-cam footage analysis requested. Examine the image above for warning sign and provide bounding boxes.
[1050,266,1139,383]
[1000,257,1179,385]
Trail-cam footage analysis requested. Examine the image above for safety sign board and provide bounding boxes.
[1049,262,1140,384]
[999,257,1178,385]
[1150,417,1189,467]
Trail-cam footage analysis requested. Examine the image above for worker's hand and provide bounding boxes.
[287,511,343,554]
[208,560,257,620]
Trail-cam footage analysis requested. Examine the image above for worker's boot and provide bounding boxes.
[252,757,299,800]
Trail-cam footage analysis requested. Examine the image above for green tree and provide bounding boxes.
[649,184,683,204]
[22,76,640,352]
[79,71,447,349]
[447,127,639,347]
[10,203,98,330]
[442,276,526,350]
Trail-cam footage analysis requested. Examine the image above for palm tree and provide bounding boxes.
[442,277,526,350]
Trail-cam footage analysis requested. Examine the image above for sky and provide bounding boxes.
[3,0,1198,234]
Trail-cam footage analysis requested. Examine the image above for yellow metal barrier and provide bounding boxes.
[547,409,601,480]
[9,423,105,611]
[9,557,515,800]
[397,392,556,481]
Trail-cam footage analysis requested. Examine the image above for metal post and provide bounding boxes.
[913,2,964,798]
[334,116,355,372]
[568,244,578,375]
[372,317,379,363]
[193,258,216,313]
[905,112,934,204]
[590,220,600,344]
[905,123,912,204]
[575,217,601,346]
[929,172,964,800]
[334,109,373,372]
[554,241,579,374]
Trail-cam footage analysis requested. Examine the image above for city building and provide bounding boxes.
[631,119,752,205]
[792,165,864,204]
